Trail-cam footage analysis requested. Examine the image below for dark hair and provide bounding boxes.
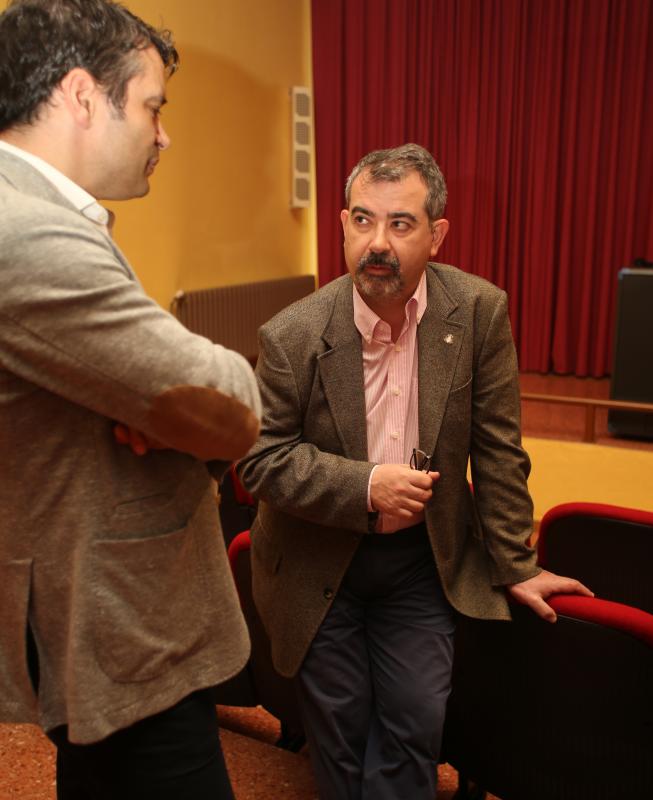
[0,0,179,132]
[345,143,447,221]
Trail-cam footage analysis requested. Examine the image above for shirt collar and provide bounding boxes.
[0,139,111,226]
[353,270,428,343]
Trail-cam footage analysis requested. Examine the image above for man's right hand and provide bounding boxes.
[370,464,439,518]
[113,423,166,456]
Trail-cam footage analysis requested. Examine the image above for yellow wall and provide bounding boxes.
[1,0,316,308]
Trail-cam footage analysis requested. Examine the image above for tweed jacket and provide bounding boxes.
[239,266,539,678]
[0,150,261,743]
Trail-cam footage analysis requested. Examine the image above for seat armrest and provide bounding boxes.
[548,593,653,647]
[228,529,252,573]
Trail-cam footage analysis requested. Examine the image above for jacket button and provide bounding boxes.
[323,588,333,599]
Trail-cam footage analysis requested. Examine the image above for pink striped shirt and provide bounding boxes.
[353,272,427,532]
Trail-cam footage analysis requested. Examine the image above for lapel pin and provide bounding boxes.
[444,334,454,344]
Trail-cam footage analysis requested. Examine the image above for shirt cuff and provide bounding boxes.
[367,464,378,512]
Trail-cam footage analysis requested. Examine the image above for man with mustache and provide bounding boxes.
[239,144,591,799]
[0,1,261,797]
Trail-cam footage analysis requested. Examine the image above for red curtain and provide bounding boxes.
[311,0,653,377]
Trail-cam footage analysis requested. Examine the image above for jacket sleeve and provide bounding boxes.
[238,322,373,534]
[0,209,261,462]
[468,290,539,585]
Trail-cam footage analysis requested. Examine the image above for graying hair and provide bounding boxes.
[344,143,447,221]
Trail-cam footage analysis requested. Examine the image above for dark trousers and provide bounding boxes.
[48,689,235,800]
[296,524,455,800]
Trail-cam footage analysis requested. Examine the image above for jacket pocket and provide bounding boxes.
[449,374,472,394]
[90,515,212,683]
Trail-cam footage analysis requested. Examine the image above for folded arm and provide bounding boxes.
[0,213,261,461]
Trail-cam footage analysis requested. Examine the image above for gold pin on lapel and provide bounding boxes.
[444,334,454,344]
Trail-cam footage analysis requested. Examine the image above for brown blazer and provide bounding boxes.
[239,264,539,678]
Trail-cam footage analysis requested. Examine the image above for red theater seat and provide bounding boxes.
[217,530,305,751]
[443,503,653,799]
[537,501,653,613]
[218,464,257,549]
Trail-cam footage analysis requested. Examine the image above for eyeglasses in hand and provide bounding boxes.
[410,448,432,472]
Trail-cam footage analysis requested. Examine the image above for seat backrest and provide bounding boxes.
[537,502,653,613]
[229,464,255,507]
[227,531,305,740]
[444,597,653,799]
[219,466,257,548]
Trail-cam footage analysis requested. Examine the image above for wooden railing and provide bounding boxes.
[520,393,653,443]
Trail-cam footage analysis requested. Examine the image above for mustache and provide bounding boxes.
[357,253,400,272]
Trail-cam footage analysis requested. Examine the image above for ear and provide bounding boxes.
[58,68,101,129]
[340,208,349,235]
[430,218,449,258]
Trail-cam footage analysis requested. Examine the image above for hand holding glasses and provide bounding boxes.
[410,448,432,473]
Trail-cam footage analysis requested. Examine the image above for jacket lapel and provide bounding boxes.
[317,279,369,461]
[419,266,464,456]
[314,268,464,463]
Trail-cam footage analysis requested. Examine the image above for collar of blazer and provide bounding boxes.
[0,148,135,278]
[0,148,80,212]
[315,266,464,462]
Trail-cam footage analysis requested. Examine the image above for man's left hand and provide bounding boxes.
[506,569,594,623]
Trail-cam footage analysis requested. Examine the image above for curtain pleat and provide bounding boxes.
[311,0,653,376]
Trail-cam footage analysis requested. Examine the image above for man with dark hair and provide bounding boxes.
[0,0,179,131]
[0,1,260,797]
[239,143,592,799]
